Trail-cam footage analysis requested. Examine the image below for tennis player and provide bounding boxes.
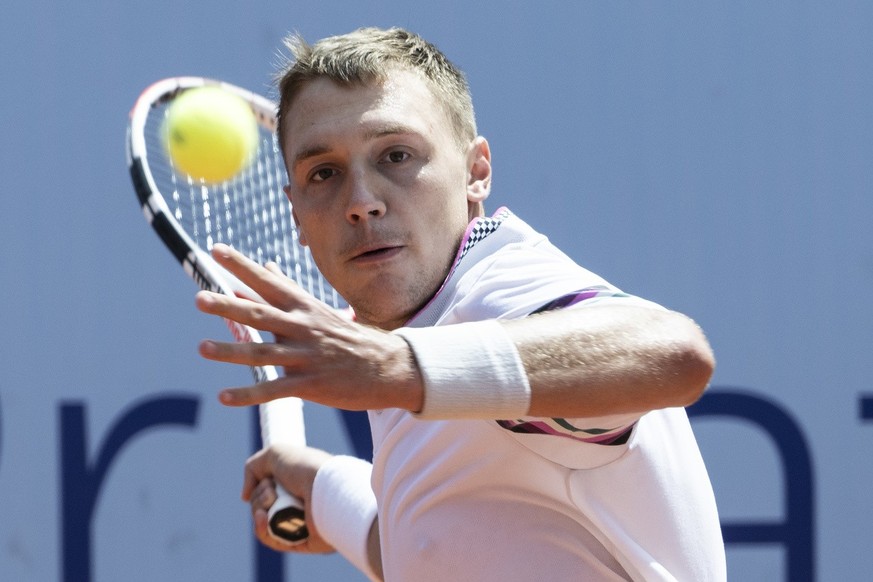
[196,27,726,581]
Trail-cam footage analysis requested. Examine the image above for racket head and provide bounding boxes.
[127,76,345,307]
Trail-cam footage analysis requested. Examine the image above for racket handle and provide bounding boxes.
[267,485,309,544]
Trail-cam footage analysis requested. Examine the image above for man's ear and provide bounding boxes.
[466,136,492,206]
[291,209,308,246]
[284,184,308,246]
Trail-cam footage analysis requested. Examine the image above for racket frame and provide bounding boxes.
[127,76,310,545]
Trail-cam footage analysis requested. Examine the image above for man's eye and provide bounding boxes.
[310,168,337,183]
[384,151,410,164]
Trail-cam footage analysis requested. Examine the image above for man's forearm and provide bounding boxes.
[507,304,715,418]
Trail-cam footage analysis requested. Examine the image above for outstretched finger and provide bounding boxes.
[211,243,311,311]
[217,377,302,408]
[195,290,305,341]
[198,336,307,369]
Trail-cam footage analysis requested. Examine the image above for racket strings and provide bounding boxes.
[144,100,345,309]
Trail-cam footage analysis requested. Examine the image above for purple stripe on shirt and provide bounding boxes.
[497,419,635,446]
[531,286,630,314]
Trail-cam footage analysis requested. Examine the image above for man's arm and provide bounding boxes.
[196,244,713,419]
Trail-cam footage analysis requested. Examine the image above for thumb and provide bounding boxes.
[241,449,274,501]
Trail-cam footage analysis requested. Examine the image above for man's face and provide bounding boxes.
[282,69,490,330]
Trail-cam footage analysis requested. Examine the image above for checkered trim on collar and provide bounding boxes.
[458,207,512,262]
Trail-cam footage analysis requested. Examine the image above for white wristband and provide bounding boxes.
[311,455,379,580]
[393,320,531,419]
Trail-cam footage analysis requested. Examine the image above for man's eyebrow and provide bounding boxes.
[292,145,332,170]
[291,123,423,170]
[362,123,419,141]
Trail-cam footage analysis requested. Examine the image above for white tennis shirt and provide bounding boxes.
[360,208,726,581]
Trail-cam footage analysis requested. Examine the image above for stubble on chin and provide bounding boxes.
[349,248,459,331]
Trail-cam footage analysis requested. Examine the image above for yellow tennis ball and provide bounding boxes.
[163,86,258,184]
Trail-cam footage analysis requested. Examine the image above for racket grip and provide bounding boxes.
[267,484,309,544]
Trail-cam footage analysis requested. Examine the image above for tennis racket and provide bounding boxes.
[126,76,346,545]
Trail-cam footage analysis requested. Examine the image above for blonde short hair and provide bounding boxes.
[275,27,477,152]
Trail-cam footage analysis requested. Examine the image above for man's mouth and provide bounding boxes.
[350,244,402,262]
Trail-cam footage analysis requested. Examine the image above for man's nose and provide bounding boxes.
[345,168,387,223]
